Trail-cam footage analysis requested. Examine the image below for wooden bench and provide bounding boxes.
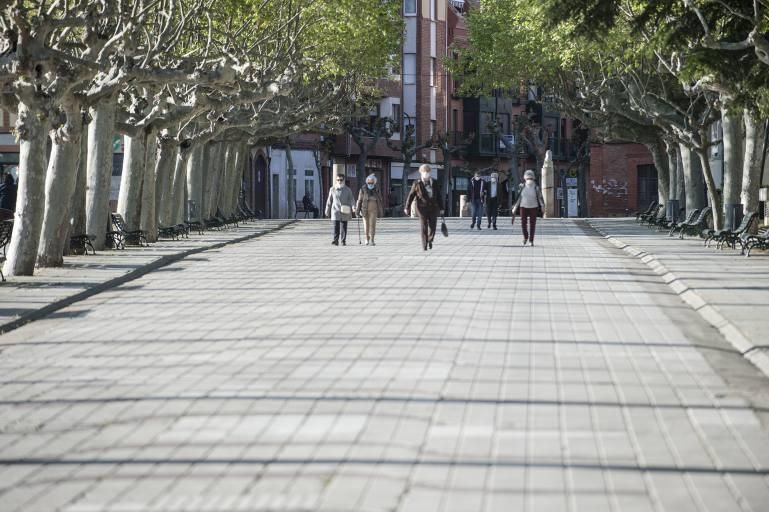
[742,226,769,257]
[107,213,148,249]
[295,200,310,219]
[69,234,96,255]
[706,211,757,249]
[679,206,712,239]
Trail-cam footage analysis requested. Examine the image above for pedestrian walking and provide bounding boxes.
[356,174,385,246]
[405,164,444,251]
[0,173,17,212]
[468,170,485,230]
[512,169,545,246]
[325,174,355,246]
[486,172,500,230]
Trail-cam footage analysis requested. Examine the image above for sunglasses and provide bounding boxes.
[336,178,344,181]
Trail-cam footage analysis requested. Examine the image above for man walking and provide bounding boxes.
[486,172,500,230]
[468,171,485,230]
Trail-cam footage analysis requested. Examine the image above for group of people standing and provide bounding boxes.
[323,164,544,249]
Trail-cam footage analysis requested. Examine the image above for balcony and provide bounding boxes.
[548,138,586,161]
[449,0,466,14]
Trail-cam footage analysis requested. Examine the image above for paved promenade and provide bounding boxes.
[1,218,769,511]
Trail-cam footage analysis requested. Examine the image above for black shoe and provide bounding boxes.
[529,240,534,246]
[332,240,338,245]
[523,238,528,245]
[493,225,497,230]
[477,225,481,230]
[423,246,428,251]
[428,241,432,249]
[487,223,491,228]
[342,241,346,246]
[470,223,475,229]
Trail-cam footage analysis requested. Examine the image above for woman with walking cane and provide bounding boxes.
[356,174,385,246]
[325,175,355,245]
[405,164,444,251]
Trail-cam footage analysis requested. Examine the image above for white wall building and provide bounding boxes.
[268,147,320,218]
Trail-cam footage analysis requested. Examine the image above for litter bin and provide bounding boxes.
[667,199,680,224]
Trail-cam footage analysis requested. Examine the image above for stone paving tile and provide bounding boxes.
[1,218,769,511]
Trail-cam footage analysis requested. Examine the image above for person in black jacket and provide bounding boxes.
[405,164,444,251]
[468,171,485,230]
[0,173,17,212]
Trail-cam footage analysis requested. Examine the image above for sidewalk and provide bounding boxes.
[0,219,294,333]
[588,218,769,377]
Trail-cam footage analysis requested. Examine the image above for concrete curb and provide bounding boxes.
[0,220,296,336]
[588,221,769,379]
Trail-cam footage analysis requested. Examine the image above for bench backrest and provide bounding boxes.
[654,204,667,220]
[643,201,657,214]
[682,209,700,225]
[0,220,12,252]
[111,213,127,232]
[693,206,712,225]
[733,211,757,234]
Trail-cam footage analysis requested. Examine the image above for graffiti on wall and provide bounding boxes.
[591,178,628,198]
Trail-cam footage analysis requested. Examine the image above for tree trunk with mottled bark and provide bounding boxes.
[679,143,705,216]
[67,129,89,254]
[140,132,159,241]
[117,134,146,231]
[696,149,724,230]
[741,108,766,224]
[3,102,49,277]
[85,102,117,251]
[721,107,744,228]
[37,99,85,267]
[186,144,205,223]
[153,135,177,229]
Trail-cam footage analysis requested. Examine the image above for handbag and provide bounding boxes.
[340,205,351,215]
[440,216,449,237]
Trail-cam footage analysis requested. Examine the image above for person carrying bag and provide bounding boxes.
[511,169,545,246]
[325,175,355,246]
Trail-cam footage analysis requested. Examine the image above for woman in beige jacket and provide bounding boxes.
[356,174,385,245]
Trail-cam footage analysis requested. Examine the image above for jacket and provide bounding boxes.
[356,186,384,217]
[512,182,545,213]
[325,185,355,221]
[0,183,16,211]
[406,179,443,218]
[468,178,485,202]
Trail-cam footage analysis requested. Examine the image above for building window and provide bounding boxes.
[404,0,416,15]
[403,54,416,84]
[392,103,401,132]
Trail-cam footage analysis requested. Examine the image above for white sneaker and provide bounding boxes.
[365,240,369,246]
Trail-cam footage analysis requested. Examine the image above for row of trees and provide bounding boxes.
[452,0,769,230]
[0,0,402,277]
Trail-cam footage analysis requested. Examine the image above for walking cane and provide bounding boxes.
[357,211,362,244]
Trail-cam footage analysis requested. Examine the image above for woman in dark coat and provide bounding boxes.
[405,164,444,251]
[0,173,17,212]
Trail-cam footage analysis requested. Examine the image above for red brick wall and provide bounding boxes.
[588,143,654,217]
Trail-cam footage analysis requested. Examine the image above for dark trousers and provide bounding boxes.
[519,207,538,241]
[471,199,483,226]
[486,197,498,227]
[310,207,319,219]
[333,220,348,242]
[420,214,437,249]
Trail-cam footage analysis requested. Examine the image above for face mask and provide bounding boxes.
[421,173,430,181]
[474,176,480,181]
[491,178,497,183]
[367,184,374,190]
